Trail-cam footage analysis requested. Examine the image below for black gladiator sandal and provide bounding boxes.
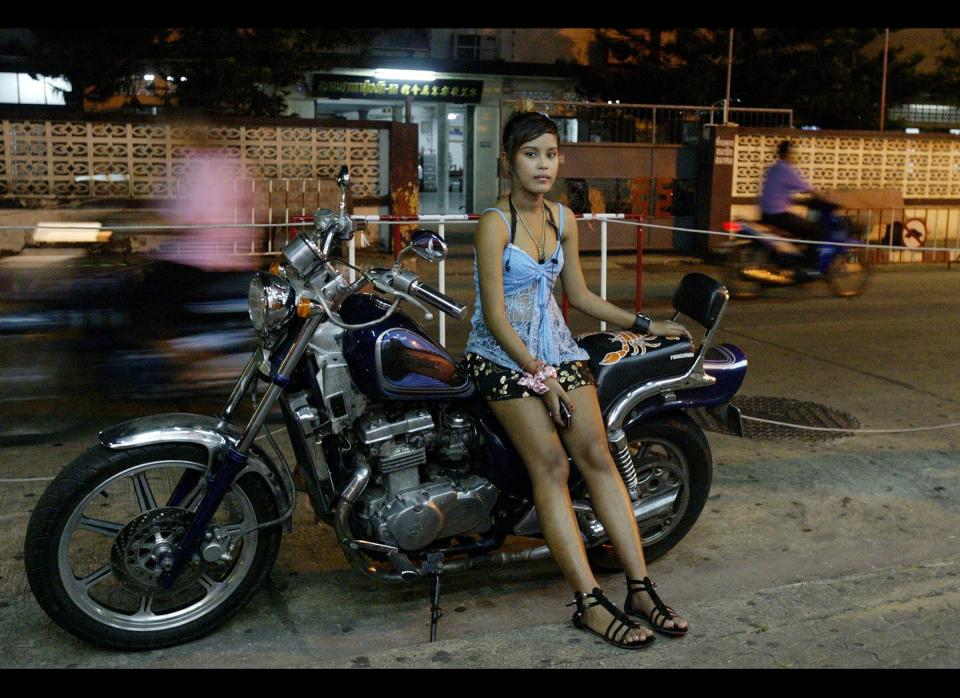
[624,577,689,638]
[567,587,655,650]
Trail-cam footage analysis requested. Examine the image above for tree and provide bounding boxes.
[929,29,960,103]
[25,28,382,117]
[583,28,926,130]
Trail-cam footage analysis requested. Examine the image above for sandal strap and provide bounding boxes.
[566,589,604,612]
[569,587,642,641]
[626,576,673,619]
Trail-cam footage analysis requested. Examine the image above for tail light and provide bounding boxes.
[723,221,742,233]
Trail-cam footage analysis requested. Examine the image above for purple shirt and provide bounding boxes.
[760,160,812,214]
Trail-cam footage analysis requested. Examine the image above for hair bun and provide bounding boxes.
[508,98,546,120]
[517,98,538,114]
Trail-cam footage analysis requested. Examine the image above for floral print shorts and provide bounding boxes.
[460,352,596,401]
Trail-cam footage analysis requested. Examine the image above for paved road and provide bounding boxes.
[2,258,959,668]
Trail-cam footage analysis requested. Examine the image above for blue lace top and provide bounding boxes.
[464,204,590,371]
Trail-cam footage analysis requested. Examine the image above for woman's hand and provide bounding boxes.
[649,319,693,341]
[541,378,574,428]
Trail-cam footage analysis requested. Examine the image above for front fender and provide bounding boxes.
[99,413,295,532]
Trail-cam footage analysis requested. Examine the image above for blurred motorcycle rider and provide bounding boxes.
[760,140,824,267]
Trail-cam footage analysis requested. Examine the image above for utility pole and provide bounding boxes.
[724,28,734,124]
[880,28,890,132]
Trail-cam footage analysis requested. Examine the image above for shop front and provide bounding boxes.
[292,70,581,219]
[306,72,482,216]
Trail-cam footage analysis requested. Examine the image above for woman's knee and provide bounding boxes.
[575,440,617,476]
[526,451,570,487]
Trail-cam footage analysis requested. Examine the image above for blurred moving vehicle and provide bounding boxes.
[720,196,871,299]
[0,247,257,443]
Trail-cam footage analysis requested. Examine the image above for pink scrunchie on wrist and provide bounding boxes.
[517,365,558,395]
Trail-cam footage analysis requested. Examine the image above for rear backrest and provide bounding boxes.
[672,273,728,330]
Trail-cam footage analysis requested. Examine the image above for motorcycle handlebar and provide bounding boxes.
[409,280,467,320]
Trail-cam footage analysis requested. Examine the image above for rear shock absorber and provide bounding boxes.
[607,429,639,500]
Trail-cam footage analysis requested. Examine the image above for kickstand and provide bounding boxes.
[425,552,445,642]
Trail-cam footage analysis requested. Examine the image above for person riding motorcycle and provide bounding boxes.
[760,140,828,269]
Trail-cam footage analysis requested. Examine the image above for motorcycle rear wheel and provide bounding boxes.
[24,442,282,650]
[585,413,713,571]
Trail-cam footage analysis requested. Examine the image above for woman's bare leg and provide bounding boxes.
[558,386,687,631]
[488,395,652,642]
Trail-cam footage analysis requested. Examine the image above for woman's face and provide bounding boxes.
[509,132,559,195]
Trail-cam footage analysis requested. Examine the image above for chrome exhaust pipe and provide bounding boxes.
[578,491,680,545]
[437,544,555,573]
[333,458,407,583]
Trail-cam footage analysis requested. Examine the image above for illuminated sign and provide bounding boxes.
[312,75,483,103]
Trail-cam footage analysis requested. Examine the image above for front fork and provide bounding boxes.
[158,314,324,589]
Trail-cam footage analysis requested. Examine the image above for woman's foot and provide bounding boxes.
[624,577,689,637]
[582,601,654,644]
[569,588,654,649]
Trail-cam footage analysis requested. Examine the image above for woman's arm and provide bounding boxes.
[474,210,540,372]
[557,204,690,338]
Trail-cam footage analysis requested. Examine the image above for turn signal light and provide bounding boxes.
[296,297,318,318]
[269,261,282,275]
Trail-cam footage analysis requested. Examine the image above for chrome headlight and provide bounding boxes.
[248,272,294,333]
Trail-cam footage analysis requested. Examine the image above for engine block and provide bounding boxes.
[354,406,495,550]
[369,475,498,550]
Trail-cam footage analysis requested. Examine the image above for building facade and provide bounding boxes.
[285,29,597,214]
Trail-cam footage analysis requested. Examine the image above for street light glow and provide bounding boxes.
[374,69,437,82]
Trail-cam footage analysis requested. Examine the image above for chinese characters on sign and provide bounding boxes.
[312,75,484,104]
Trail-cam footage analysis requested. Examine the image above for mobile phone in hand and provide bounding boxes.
[558,400,573,429]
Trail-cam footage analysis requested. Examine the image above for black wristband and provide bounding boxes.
[631,313,651,334]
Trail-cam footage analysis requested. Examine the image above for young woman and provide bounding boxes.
[460,110,691,649]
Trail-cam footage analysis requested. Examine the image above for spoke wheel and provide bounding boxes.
[585,413,713,571]
[25,443,282,649]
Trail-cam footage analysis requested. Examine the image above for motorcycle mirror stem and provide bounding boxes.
[337,166,350,220]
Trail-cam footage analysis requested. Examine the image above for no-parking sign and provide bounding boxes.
[903,219,927,247]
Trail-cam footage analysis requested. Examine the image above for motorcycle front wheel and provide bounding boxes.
[584,413,713,571]
[24,442,282,650]
[826,249,871,298]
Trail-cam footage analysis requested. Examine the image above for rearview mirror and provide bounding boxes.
[409,229,447,262]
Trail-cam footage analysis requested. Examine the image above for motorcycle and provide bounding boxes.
[24,166,748,650]
[721,196,871,299]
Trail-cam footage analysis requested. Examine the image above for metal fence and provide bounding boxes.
[501,100,793,146]
[842,206,960,264]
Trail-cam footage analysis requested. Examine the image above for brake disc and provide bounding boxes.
[110,507,206,596]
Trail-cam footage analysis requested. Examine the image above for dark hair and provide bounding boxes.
[502,110,559,172]
[777,140,791,159]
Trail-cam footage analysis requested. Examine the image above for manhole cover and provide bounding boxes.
[691,395,861,442]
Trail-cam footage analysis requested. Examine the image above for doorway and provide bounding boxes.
[415,104,468,214]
